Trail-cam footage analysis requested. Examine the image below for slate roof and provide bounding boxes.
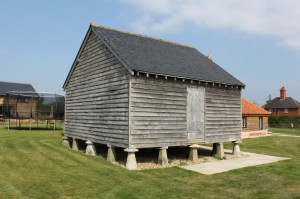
[263,97,300,109]
[0,81,36,96]
[242,98,271,116]
[64,24,245,88]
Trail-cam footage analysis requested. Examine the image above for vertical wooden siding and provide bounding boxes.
[205,86,242,142]
[64,31,130,148]
[129,76,187,148]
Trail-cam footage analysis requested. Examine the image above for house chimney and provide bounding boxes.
[280,86,286,100]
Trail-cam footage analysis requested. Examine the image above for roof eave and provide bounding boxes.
[133,70,245,88]
[242,113,271,116]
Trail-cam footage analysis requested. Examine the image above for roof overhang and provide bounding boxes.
[133,70,245,89]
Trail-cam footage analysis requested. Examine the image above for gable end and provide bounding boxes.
[63,25,133,90]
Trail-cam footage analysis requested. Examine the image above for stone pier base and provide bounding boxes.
[62,136,71,148]
[72,138,79,151]
[85,140,97,156]
[158,146,169,166]
[189,144,200,162]
[216,142,224,158]
[124,148,139,170]
[107,145,116,162]
[232,141,241,155]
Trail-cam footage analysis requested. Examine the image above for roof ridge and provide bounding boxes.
[90,23,195,49]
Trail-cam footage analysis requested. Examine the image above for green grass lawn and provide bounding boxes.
[0,127,299,199]
[269,127,300,136]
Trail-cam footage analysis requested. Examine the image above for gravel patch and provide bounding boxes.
[111,146,248,170]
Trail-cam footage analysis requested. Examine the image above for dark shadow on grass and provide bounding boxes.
[5,126,62,131]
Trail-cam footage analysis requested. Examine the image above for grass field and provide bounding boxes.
[0,127,299,199]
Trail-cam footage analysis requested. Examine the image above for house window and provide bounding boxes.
[242,117,247,128]
[284,108,288,113]
[259,117,263,130]
[268,109,272,112]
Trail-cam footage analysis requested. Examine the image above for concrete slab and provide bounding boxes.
[180,147,290,175]
[270,133,300,138]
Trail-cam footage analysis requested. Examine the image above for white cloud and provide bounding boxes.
[121,0,300,50]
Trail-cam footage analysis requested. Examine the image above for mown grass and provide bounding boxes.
[269,127,300,136]
[0,127,299,199]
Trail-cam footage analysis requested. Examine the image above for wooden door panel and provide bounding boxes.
[187,86,205,139]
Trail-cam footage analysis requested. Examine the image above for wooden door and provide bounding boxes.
[187,86,205,139]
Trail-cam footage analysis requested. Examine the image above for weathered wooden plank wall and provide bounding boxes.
[129,76,187,148]
[129,76,241,148]
[205,86,242,142]
[64,31,130,148]
[2,98,37,118]
[16,100,36,118]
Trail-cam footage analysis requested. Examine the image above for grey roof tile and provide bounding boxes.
[91,26,245,87]
[263,97,300,109]
[0,81,36,96]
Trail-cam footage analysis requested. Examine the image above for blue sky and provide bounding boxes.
[0,0,299,105]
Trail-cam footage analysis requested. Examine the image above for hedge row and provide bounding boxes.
[269,116,300,128]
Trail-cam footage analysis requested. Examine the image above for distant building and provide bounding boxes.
[242,98,271,137]
[263,87,300,116]
[0,81,36,118]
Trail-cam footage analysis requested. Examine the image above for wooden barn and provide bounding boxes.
[63,24,245,169]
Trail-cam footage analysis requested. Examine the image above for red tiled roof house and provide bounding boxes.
[242,98,271,137]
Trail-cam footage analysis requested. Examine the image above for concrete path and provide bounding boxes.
[180,148,290,175]
[270,133,300,138]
